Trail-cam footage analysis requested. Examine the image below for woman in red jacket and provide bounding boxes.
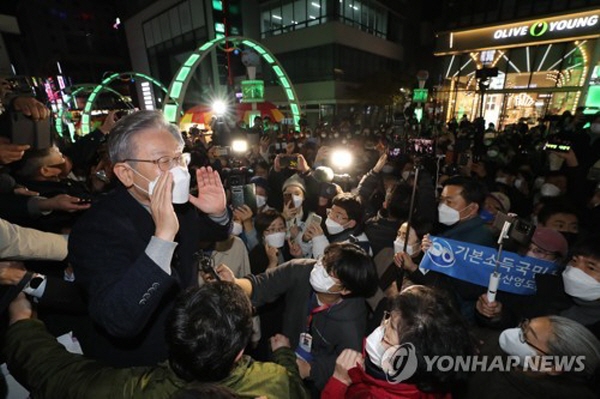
[322,285,477,399]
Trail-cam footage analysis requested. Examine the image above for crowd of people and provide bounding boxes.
[0,85,599,399]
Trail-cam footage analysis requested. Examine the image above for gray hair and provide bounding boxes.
[107,110,184,164]
[547,315,600,377]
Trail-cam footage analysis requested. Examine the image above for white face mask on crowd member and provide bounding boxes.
[438,203,462,225]
[562,265,600,301]
[540,183,561,197]
[365,325,387,368]
[394,238,421,257]
[131,166,191,204]
[309,260,338,294]
[231,221,243,236]
[325,217,345,235]
[591,122,600,134]
[292,194,303,209]
[264,231,286,248]
[256,195,267,209]
[499,327,537,365]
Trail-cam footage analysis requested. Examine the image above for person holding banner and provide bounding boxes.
[475,227,568,327]
[419,176,497,321]
[475,234,600,340]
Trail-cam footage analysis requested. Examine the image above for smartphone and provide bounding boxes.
[231,185,245,209]
[543,142,571,152]
[243,183,257,214]
[307,212,322,227]
[10,112,53,149]
[280,155,299,169]
[214,146,230,157]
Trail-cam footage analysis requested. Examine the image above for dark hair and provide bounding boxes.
[322,242,378,297]
[332,193,364,225]
[405,218,434,240]
[572,234,600,261]
[171,384,240,399]
[387,183,411,220]
[166,282,253,382]
[392,285,477,393]
[443,175,487,208]
[537,198,578,226]
[254,209,284,243]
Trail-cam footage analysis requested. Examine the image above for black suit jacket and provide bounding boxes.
[68,185,230,366]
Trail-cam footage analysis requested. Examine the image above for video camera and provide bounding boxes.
[223,167,258,213]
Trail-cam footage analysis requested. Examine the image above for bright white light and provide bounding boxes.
[311,2,321,7]
[272,14,282,20]
[212,100,227,116]
[331,149,353,169]
[232,140,248,153]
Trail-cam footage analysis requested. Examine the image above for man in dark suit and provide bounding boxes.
[68,110,230,367]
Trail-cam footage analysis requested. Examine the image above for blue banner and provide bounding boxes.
[419,236,559,295]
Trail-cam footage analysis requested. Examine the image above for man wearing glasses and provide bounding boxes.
[68,110,231,367]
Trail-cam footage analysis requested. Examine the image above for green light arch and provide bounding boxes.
[55,84,131,140]
[80,72,172,135]
[162,36,301,130]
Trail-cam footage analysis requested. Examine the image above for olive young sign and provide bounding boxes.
[435,9,600,54]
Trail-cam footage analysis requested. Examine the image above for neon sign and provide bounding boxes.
[493,15,598,40]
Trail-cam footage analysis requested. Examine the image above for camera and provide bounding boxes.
[194,251,220,281]
[492,212,535,247]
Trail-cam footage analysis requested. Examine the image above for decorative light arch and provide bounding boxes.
[80,72,172,135]
[162,36,301,130]
[54,84,131,140]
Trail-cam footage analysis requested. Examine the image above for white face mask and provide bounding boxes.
[292,194,303,209]
[365,325,386,368]
[548,152,565,171]
[131,166,191,204]
[540,183,560,197]
[499,328,537,365]
[495,177,508,185]
[514,179,524,190]
[562,265,600,301]
[394,238,421,257]
[325,217,346,235]
[256,195,267,209]
[309,260,338,294]
[591,123,600,134]
[438,203,461,226]
[264,231,286,248]
[231,221,243,236]
[401,171,411,181]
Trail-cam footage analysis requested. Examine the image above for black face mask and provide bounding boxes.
[561,231,579,247]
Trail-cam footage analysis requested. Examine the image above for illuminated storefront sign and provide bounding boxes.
[435,9,600,54]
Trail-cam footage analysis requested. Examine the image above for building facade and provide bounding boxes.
[122,0,408,126]
[432,2,600,128]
